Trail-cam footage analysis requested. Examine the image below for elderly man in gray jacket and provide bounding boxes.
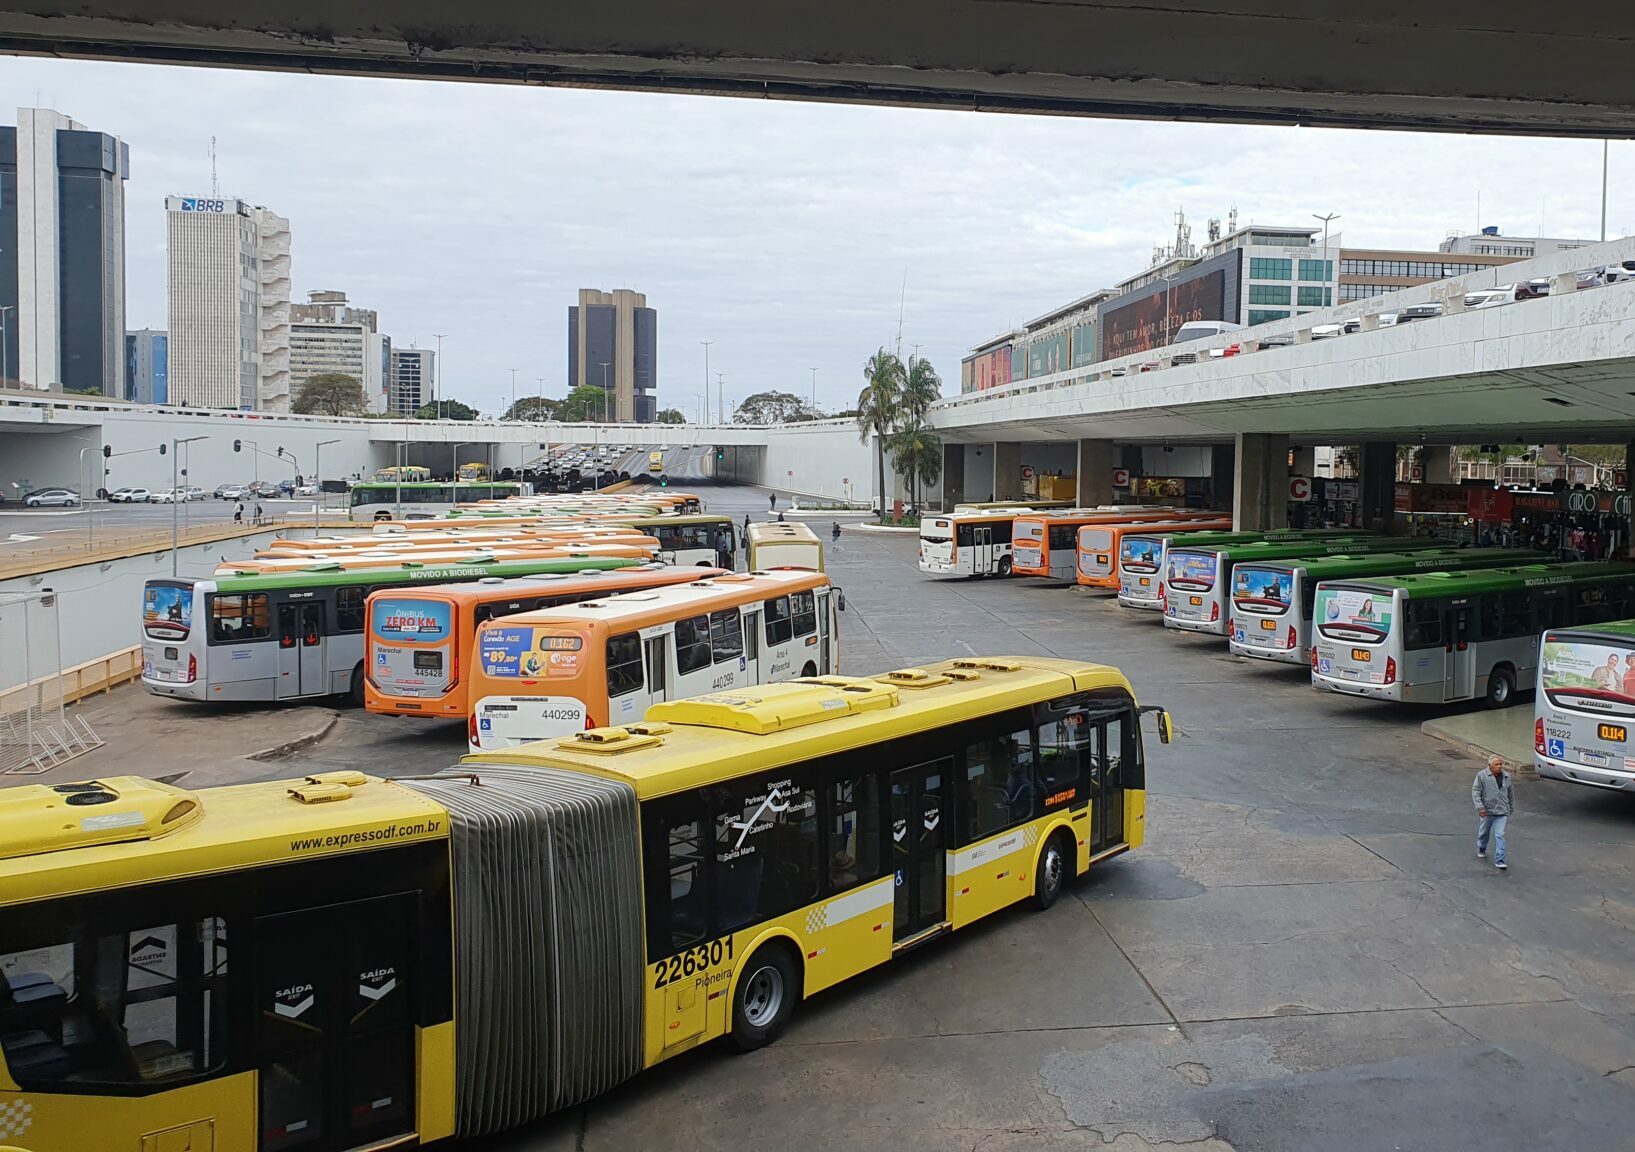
[1472,755,1514,870]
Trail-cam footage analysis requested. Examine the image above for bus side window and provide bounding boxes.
[1036,714,1089,812]
[210,594,270,643]
[675,615,713,675]
[1404,601,1442,649]
[826,772,882,894]
[960,727,1035,842]
[336,586,366,633]
[644,802,708,958]
[764,597,793,646]
[606,633,645,697]
[712,770,819,931]
[790,591,817,638]
[709,608,743,664]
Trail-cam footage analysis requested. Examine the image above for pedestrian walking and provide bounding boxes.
[233,500,244,524]
[831,521,841,542]
[769,493,777,512]
[253,501,265,526]
[1472,755,1514,870]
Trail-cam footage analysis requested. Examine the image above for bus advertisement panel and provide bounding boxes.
[142,581,193,640]
[1536,624,1635,790]
[1315,585,1393,642]
[369,597,456,699]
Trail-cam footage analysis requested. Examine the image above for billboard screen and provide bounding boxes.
[1028,331,1069,378]
[1071,321,1098,368]
[1101,269,1227,360]
[970,347,1013,391]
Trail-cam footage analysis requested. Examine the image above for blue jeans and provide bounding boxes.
[1477,814,1508,864]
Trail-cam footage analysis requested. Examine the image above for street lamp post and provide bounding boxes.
[716,373,725,423]
[75,439,98,549]
[509,368,517,419]
[432,333,447,419]
[0,304,13,389]
[314,439,339,536]
[599,362,611,423]
[810,367,818,415]
[1313,213,1340,307]
[699,341,713,426]
[170,436,207,575]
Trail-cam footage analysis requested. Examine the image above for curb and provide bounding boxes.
[1420,718,1537,778]
[842,522,919,535]
[248,711,341,762]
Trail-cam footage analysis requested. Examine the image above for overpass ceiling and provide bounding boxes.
[4,2,1635,134]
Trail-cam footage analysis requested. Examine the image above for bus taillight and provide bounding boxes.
[1210,601,1219,622]
[1534,717,1546,755]
[1384,656,1397,685]
[187,653,197,683]
[1310,646,1318,671]
[1287,625,1297,650]
[468,711,479,746]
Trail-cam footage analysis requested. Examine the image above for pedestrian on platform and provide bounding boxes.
[832,521,841,543]
[233,500,244,524]
[769,492,777,512]
[1472,755,1514,871]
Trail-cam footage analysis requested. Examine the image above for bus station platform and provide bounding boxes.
[1422,705,1535,774]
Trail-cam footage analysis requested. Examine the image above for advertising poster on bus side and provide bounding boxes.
[1541,638,1635,716]
[1166,551,1219,588]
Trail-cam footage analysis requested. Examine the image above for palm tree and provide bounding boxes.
[856,348,904,515]
[890,423,944,509]
[896,356,943,506]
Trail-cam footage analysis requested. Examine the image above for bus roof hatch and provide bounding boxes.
[648,679,900,734]
[0,776,203,860]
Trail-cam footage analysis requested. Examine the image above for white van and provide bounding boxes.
[1173,320,1245,343]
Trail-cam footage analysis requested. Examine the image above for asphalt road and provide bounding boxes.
[57,483,1635,1150]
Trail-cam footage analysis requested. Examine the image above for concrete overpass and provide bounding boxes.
[1,3,1633,135]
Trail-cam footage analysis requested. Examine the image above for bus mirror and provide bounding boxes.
[1158,710,1174,744]
[836,589,847,612]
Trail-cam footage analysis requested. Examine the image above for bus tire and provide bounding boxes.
[800,662,817,678]
[349,664,365,707]
[729,943,799,1052]
[1485,664,1515,709]
[1033,830,1072,910]
[374,510,392,522]
[998,557,1012,577]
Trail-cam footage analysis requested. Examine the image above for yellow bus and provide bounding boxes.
[372,465,431,483]
[0,656,1170,1149]
[745,521,824,571]
[455,462,491,482]
[648,450,665,473]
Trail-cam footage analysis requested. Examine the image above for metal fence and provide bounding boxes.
[0,590,102,774]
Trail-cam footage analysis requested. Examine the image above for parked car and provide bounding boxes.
[277,479,297,496]
[295,483,319,497]
[247,480,280,497]
[108,487,150,503]
[1396,302,1444,323]
[215,483,250,500]
[182,485,207,501]
[23,488,79,507]
[1256,333,1294,350]
[150,488,188,504]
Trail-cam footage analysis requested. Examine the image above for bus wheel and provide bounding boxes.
[374,511,392,522]
[998,557,1013,577]
[349,664,365,707]
[1485,665,1515,709]
[1033,831,1072,910]
[729,944,798,1052]
[800,662,817,678]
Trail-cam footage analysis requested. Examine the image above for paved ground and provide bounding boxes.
[39,484,1635,1150]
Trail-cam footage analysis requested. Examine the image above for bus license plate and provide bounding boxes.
[1351,649,1371,662]
[1139,577,1150,587]
[1598,723,1628,743]
[1260,618,1277,631]
[1189,596,1202,606]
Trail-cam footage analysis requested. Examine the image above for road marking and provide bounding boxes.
[5,534,41,543]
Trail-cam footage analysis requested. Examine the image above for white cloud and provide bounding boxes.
[2,57,1626,413]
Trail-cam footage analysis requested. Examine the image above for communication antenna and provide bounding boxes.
[895,272,908,358]
[209,136,218,198]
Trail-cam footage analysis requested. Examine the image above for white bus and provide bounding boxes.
[1535,621,1635,791]
[746,520,825,571]
[349,480,530,521]
[919,508,1036,577]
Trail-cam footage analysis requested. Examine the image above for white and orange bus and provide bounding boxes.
[468,568,842,750]
[215,541,658,577]
[364,564,726,720]
[1012,508,1219,581]
[1074,518,1234,590]
[256,525,660,558]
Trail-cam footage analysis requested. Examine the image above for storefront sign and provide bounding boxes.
[1395,483,1468,514]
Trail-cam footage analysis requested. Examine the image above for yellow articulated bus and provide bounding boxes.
[0,657,1170,1151]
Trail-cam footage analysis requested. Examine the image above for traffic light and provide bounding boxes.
[234,439,242,452]
[659,475,668,487]
[716,449,724,461]
[102,444,111,458]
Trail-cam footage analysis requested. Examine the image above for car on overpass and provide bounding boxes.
[150,488,190,504]
[214,482,249,500]
[22,488,79,508]
[109,486,151,503]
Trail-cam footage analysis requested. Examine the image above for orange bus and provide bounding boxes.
[256,525,660,558]
[1012,508,1222,581]
[364,563,725,720]
[468,568,841,751]
[1074,518,1234,589]
[216,541,658,577]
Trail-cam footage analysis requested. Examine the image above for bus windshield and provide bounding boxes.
[1541,633,1635,718]
[1081,528,1114,552]
[1232,565,1293,615]
[143,580,195,640]
[1314,586,1392,644]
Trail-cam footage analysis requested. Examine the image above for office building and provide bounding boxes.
[125,327,167,404]
[1336,247,1523,301]
[166,196,291,410]
[567,288,656,422]
[389,346,435,416]
[0,107,130,395]
[1439,227,1598,259]
[289,290,389,413]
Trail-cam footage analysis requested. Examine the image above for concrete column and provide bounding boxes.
[1076,439,1115,508]
[1359,442,1398,532]
[1291,446,1316,477]
[940,442,965,510]
[1626,441,1635,560]
[993,442,1022,501]
[1232,433,1290,532]
[1420,445,1456,484]
[1211,441,1236,514]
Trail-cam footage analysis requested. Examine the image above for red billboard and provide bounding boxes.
[1101,269,1227,360]
[971,347,1013,391]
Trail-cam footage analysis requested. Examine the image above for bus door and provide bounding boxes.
[891,758,950,943]
[277,602,326,699]
[1089,714,1128,855]
[643,627,670,704]
[1444,607,1473,700]
[254,894,417,1152]
[742,608,763,683]
[816,589,834,674]
[972,527,993,575]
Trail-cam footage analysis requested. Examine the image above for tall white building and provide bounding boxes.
[288,290,389,413]
[165,196,291,410]
[389,346,435,416]
[2,107,129,396]
[1439,227,1598,258]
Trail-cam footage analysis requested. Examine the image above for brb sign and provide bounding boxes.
[179,197,227,212]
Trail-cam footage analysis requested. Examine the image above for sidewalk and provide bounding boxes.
[8,682,339,788]
[1422,703,1535,773]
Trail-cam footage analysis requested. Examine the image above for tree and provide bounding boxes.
[656,408,687,424]
[900,356,942,426]
[890,424,943,509]
[503,396,564,421]
[293,372,367,416]
[734,390,820,424]
[561,384,613,422]
[413,399,478,421]
[856,348,905,514]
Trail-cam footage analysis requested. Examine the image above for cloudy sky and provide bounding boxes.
[4,57,1630,415]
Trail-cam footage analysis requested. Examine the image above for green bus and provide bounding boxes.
[1118,528,1371,610]
[1313,561,1635,707]
[1536,618,1635,790]
[349,479,530,521]
[1227,548,1548,664]
[141,554,642,705]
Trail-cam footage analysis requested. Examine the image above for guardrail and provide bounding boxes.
[0,516,293,581]
[0,644,142,717]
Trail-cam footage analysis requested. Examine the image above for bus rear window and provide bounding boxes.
[922,520,952,541]
[1315,587,1391,644]
[1014,521,1043,542]
[1232,566,1292,614]
[1048,525,1077,550]
[1165,551,1218,589]
[143,581,194,640]
[1121,537,1165,570]
[1540,634,1635,717]
[1081,529,1113,552]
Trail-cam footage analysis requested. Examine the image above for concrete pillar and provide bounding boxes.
[1626,441,1635,560]
[1420,445,1456,484]
[940,442,965,510]
[1211,441,1236,514]
[1291,446,1316,477]
[1359,442,1398,532]
[994,442,1022,501]
[1232,433,1290,532]
[1076,439,1115,508]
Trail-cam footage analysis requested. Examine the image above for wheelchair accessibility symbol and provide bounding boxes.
[1547,738,1566,759]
